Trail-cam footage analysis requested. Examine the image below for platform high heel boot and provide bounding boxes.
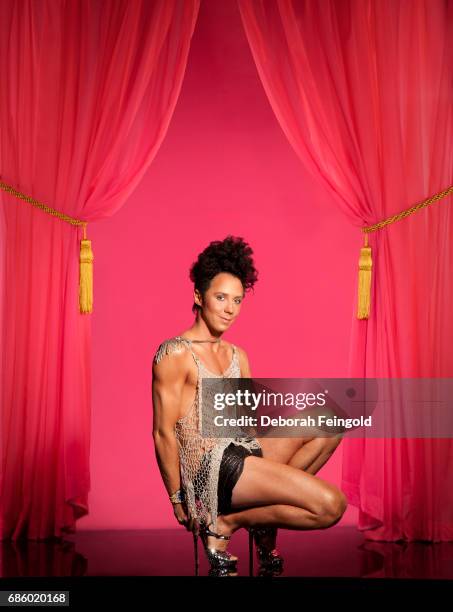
[197,521,238,576]
[248,526,284,576]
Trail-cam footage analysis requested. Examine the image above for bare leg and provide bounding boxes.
[214,455,347,539]
[250,435,343,551]
[206,502,334,560]
[208,438,345,556]
[216,502,343,540]
[257,435,343,475]
[287,435,343,474]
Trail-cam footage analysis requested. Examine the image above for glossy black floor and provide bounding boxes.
[1,525,453,579]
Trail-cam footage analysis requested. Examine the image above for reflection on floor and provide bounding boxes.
[1,526,453,578]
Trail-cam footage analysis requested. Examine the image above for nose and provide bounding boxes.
[224,300,234,314]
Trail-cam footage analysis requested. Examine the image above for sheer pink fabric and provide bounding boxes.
[0,0,199,539]
[239,0,453,540]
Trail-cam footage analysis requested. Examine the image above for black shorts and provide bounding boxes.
[217,442,263,515]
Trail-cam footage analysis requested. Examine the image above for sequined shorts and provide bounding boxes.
[217,442,263,515]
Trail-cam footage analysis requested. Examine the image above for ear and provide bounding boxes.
[194,288,202,307]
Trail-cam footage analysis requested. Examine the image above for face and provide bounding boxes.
[194,272,245,332]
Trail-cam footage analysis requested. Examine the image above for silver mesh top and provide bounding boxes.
[153,335,261,529]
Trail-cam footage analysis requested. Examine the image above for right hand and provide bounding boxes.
[173,502,199,534]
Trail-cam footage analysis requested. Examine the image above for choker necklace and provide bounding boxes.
[180,336,221,344]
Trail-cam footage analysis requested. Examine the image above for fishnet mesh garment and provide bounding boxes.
[153,336,261,530]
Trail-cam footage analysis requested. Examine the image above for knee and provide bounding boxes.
[316,488,347,528]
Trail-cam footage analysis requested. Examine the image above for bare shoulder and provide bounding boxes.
[233,343,249,359]
[152,336,192,380]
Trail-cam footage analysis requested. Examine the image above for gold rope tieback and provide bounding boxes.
[358,184,453,320]
[0,178,94,314]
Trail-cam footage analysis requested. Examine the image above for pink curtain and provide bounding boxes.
[0,0,199,540]
[238,0,453,540]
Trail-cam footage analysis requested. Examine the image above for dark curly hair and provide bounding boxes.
[189,235,258,315]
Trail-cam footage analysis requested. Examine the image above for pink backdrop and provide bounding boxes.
[79,0,358,530]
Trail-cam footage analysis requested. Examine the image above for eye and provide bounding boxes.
[234,299,242,304]
[216,295,224,300]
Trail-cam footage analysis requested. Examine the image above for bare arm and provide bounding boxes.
[152,346,194,530]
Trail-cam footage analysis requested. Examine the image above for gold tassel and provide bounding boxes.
[79,224,94,314]
[357,232,372,320]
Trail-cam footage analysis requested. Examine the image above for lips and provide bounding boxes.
[220,317,232,323]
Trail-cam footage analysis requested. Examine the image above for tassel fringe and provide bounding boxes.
[357,234,372,320]
[79,225,94,313]
[153,337,190,365]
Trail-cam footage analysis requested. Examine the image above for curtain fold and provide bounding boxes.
[0,0,200,540]
[238,0,453,540]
